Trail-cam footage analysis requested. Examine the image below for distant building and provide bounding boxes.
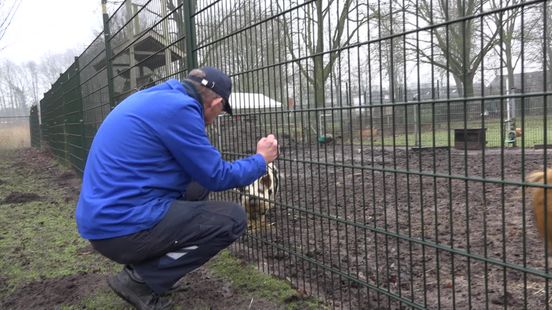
[486,71,549,117]
[230,93,282,112]
[487,71,547,94]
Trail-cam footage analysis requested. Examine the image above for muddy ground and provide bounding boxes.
[0,148,311,310]
[215,131,552,309]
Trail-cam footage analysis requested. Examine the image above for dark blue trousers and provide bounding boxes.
[90,183,247,293]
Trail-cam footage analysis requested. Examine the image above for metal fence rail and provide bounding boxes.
[36,0,552,308]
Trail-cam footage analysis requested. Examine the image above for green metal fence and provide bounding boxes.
[29,106,40,148]
[36,0,552,308]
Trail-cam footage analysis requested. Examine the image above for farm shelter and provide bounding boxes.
[33,0,552,309]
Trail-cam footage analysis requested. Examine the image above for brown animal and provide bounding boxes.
[528,169,552,254]
[361,128,379,138]
[239,163,279,230]
[515,128,522,138]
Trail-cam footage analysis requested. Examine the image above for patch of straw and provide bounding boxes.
[0,123,30,150]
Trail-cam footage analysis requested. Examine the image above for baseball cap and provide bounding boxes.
[187,66,233,115]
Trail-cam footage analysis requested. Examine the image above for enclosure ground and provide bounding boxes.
[0,148,321,310]
[223,142,552,309]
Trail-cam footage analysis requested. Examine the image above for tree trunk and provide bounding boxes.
[464,77,474,98]
[312,0,325,140]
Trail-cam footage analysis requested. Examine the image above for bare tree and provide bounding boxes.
[486,0,543,92]
[0,60,27,115]
[277,1,369,107]
[368,0,409,102]
[23,61,41,106]
[0,0,22,48]
[0,49,76,118]
[38,50,78,87]
[191,1,291,104]
[406,0,500,97]
[274,0,369,139]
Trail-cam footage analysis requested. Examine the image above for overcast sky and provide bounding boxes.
[1,0,103,64]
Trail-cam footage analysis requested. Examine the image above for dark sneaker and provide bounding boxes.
[107,268,173,310]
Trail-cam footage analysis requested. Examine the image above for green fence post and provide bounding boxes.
[182,0,198,71]
[29,105,40,148]
[65,57,86,174]
[102,0,116,109]
[61,72,69,164]
[78,60,87,175]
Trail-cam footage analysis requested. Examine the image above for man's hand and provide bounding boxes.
[256,134,279,164]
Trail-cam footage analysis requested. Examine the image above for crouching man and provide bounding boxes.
[75,67,278,309]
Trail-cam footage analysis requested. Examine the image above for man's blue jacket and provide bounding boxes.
[76,79,266,240]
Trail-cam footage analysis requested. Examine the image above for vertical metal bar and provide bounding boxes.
[304,0,314,297]
[478,5,489,309]
[331,2,346,305]
[297,5,307,298]
[271,3,284,283]
[266,12,277,280]
[520,6,528,309]
[376,1,389,307]
[388,0,403,304]
[182,0,197,71]
[291,1,302,296]
[365,18,376,305]
[281,3,297,297]
[426,0,440,307]
[243,0,255,266]
[543,1,550,307]
[62,71,69,164]
[160,0,171,78]
[101,0,116,109]
[375,1,384,306]
[351,2,362,307]
[497,4,509,310]
[341,0,354,304]
[444,1,456,306]
[125,1,137,91]
[73,56,86,174]
[260,1,271,276]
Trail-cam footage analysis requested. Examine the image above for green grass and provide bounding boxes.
[370,116,552,148]
[0,149,323,309]
[0,163,116,291]
[209,251,324,309]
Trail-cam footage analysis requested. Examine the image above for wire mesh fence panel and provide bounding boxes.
[63,61,86,173]
[41,74,67,161]
[34,0,552,308]
[79,33,112,156]
[203,0,552,309]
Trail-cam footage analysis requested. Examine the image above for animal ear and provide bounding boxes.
[260,174,272,189]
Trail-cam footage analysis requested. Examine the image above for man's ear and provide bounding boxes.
[212,97,224,109]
